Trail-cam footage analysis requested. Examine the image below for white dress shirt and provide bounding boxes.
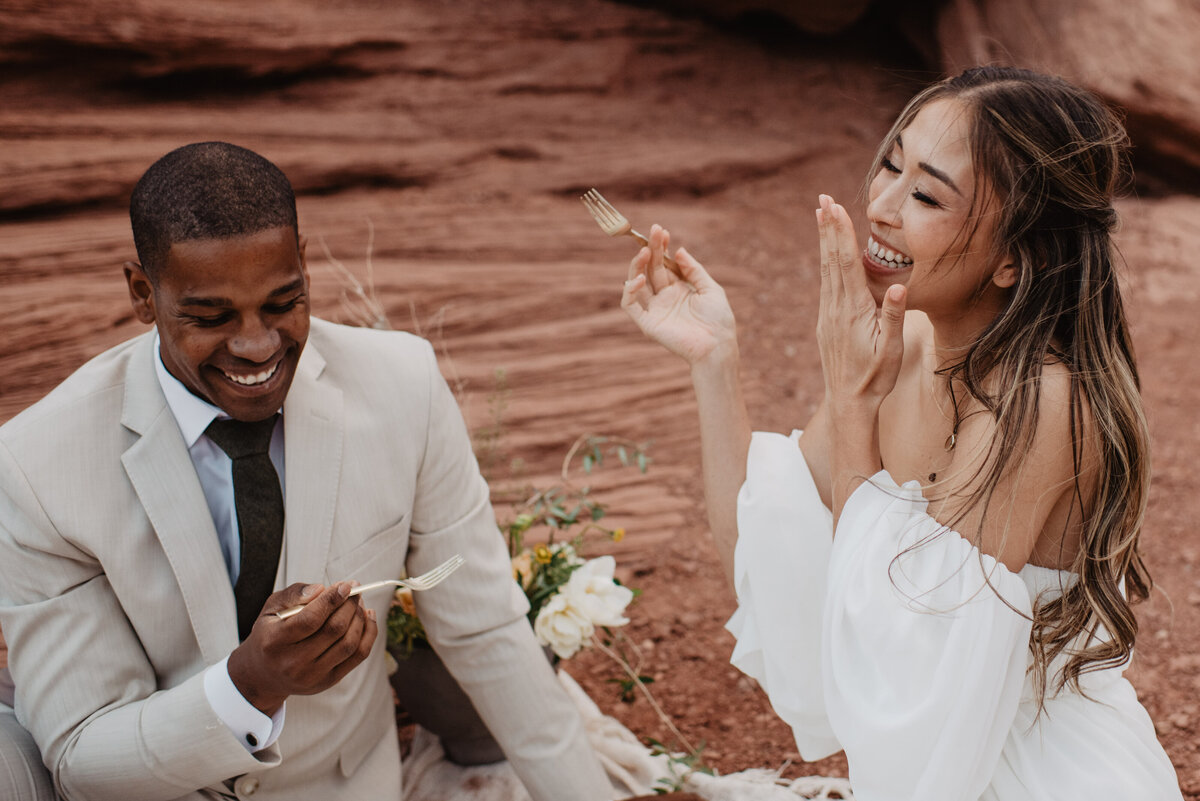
[153,337,285,753]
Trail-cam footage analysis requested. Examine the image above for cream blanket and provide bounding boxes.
[401,671,855,801]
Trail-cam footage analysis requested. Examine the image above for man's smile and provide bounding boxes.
[219,361,281,387]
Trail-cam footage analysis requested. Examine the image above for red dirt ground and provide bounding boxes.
[1,1,1197,796]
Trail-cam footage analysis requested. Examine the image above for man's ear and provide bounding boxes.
[991,258,1018,289]
[124,261,157,324]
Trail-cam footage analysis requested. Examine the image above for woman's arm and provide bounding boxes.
[621,225,749,587]
[690,344,751,586]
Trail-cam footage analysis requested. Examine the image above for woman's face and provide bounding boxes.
[864,97,1011,320]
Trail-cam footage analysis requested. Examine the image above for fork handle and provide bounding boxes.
[628,230,685,280]
[274,582,390,620]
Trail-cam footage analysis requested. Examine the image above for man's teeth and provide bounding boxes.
[868,237,913,268]
[223,363,278,386]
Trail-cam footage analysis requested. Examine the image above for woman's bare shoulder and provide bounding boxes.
[1037,358,1100,475]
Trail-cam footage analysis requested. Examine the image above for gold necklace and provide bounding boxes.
[932,374,961,452]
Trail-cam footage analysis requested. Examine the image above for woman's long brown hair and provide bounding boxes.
[868,66,1152,703]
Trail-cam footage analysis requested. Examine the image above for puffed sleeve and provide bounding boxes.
[823,471,1032,801]
[725,430,841,759]
[726,434,1036,800]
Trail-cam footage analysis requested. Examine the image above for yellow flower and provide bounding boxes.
[534,544,553,564]
[511,550,534,588]
[394,587,416,616]
[612,528,626,543]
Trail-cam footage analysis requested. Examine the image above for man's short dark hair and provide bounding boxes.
[129,142,298,279]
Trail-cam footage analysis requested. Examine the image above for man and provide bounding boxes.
[0,142,611,800]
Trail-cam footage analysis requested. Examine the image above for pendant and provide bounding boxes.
[944,430,957,451]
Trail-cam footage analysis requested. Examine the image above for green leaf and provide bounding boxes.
[582,453,594,473]
[618,446,629,466]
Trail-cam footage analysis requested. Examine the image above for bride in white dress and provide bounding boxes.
[619,66,1183,800]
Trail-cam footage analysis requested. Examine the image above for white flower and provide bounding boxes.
[534,592,594,659]
[560,555,633,628]
[551,542,584,566]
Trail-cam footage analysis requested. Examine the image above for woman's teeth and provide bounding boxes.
[868,237,913,269]
[223,363,278,386]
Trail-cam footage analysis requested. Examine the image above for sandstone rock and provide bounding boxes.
[656,0,874,35]
[936,0,1200,191]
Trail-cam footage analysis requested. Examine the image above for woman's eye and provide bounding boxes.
[912,189,941,208]
[881,156,901,174]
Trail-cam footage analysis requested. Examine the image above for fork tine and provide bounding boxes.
[581,192,611,228]
[582,189,617,226]
[580,192,600,219]
[589,189,624,223]
[276,555,465,617]
[406,554,464,589]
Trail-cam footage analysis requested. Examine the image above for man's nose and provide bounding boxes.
[228,317,281,362]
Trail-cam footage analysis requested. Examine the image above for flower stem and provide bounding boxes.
[589,633,697,757]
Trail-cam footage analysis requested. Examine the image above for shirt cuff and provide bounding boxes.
[203,656,285,753]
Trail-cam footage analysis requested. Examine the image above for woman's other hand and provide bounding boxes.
[816,194,906,519]
[621,224,736,366]
[816,195,907,414]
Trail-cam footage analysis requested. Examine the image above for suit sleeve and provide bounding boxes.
[404,341,611,801]
[0,441,277,800]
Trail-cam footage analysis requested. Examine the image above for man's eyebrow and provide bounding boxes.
[268,279,306,297]
[177,295,231,308]
[178,279,305,308]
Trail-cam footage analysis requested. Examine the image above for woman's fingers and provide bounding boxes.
[817,197,839,303]
[673,246,714,291]
[828,200,867,298]
[622,263,653,319]
[876,283,907,383]
[647,224,672,293]
[817,207,832,312]
[626,243,645,283]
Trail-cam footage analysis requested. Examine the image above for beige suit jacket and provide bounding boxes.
[0,319,609,801]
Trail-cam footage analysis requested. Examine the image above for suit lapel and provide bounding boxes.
[120,335,239,663]
[282,338,344,585]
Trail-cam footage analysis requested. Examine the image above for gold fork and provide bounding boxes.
[274,553,465,620]
[581,188,685,280]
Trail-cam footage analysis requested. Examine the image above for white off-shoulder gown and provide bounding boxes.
[726,431,1183,801]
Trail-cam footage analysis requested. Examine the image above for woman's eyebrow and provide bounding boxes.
[919,161,963,196]
[894,133,963,196]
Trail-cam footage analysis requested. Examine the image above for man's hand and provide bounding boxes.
[226,582,378,715]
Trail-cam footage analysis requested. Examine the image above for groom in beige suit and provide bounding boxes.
[0,142,611,800]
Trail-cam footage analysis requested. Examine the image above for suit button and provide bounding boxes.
[238,777,260,796]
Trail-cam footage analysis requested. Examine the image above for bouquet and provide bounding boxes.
[387,435,645,662]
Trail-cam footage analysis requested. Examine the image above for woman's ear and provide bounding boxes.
[991,258,1018,289]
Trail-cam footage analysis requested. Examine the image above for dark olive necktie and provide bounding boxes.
[205,415,284,641]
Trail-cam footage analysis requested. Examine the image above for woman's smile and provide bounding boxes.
[863,233,914,276]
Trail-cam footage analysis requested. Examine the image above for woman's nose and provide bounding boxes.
[867,181,904,230]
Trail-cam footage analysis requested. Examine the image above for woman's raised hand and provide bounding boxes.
[621,224,736,365]
[816,194,907,413]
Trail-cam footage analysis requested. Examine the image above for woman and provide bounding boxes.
[621,66,1182,799]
